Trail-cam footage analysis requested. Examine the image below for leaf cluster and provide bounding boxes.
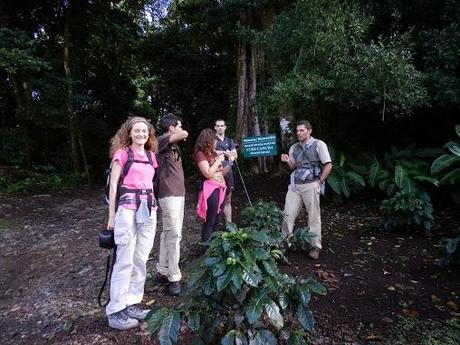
[326,146,367,199]
[368,147,440,232]
[431,125,460,186]
[254,0,427,120]
[380,191,434,233]
[148,203,326,344]
[240,200,285,239]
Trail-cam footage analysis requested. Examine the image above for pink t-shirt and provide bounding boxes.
[112,147,158,210]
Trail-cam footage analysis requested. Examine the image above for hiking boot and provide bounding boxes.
[108,310,139,330]
[168,281,181,296]
[125,304,150,320]
[308,248,320,260]
[154,273,169,285]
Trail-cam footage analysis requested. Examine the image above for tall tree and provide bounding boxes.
[0,28,50,168]
[255,0,427,132]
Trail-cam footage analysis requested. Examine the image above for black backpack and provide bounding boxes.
[104,148,154,206]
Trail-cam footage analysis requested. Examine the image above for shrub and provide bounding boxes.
[326,147,367,200]
[368,147,440,232]
[240,200,317,252]
[380,191,434,233]
[0,174,63,194]
[0,167,84,194]
[148,217,326,344]
[240,200,285,238]
[431,124,460,186]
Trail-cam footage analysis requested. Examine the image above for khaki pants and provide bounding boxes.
[282,181,322,249]
[156,196,184,282]
[106,207,157,316]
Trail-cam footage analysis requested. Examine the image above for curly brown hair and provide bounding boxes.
[109,116,157,157]
[194,128,217,159]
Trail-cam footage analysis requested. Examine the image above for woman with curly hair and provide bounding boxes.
[193,128,235,243]
[106,116,158,330]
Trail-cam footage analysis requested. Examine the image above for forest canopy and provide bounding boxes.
[0,0,458,181]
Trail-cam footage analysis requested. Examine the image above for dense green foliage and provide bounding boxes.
[0,0,458,177]
[148,201,325,344]
[367,147,440,232]
[326,147,367,199]
[431,125,460,186]
[0,1,458,236]
[255,0,427,125]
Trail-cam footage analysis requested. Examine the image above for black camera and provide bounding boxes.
[99,229,115,249]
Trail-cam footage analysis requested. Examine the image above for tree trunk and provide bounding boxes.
[236,38,250,142]
[11,75,32,169]
[63,16,80,175]
[78,132,91,186]
[236,5,278,173]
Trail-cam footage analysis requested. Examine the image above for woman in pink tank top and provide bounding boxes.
[105,116,158,330]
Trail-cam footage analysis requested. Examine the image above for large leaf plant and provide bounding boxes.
[148,204,326,344]
[326,147,367,200]
[368,146,441,233]
[431,125,460,187]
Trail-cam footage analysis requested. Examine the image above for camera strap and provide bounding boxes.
[97,246,117,307]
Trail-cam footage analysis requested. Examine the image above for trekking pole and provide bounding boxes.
[234,159,252,206]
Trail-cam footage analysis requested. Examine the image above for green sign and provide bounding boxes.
[242,134,278,158]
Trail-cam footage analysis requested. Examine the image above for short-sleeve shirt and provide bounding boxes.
[216,136,236,184]
[112,148,158,210]
[194,151,224,184]
[156,134,185,198]
[288,137,332,165]
[216,136,236,153]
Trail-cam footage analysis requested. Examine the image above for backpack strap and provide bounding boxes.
[121,148,135,180]
[120,148,153,183]
[146,150,153,166]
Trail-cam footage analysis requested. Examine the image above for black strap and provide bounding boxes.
[116,148,155,211]
[120,148,135,182]
[146,150,153,165]
[120,148,154,184]
[98,247,117,307]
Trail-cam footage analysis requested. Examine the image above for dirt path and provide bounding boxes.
[0,178,459,344]
[0,189,202,345]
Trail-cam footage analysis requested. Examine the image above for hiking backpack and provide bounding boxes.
[104,148,154,207]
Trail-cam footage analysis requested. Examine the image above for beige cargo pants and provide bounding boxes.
[282,181,322,249]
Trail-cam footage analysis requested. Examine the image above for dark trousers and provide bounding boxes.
[201,189,224,242]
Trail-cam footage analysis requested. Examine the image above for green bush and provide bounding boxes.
[0,167,84,194]
[431,124,460,186]
[240,200,285,238]
[0,174,63,194]
[380,191,434,233]
[368,147,440,233]
[148,205,326,344]
[326,147,367,200]
[240,200,317,252]
[368,147,440,195]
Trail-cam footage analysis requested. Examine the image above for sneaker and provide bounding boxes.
[108,310,139,330]
[308,248,320,260]
[125,304,150,320]
[168,281,181,296]
[154,273,169,285]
